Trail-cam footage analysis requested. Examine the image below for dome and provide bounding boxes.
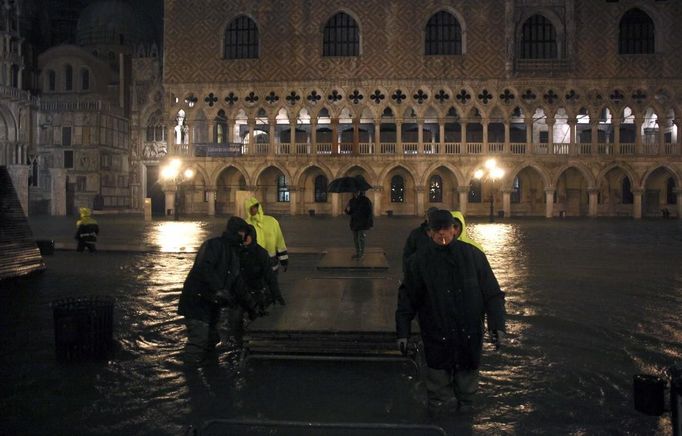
[76,0,158,47]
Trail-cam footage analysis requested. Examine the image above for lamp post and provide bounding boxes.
[160,158,194,221]
[474,159,505,223]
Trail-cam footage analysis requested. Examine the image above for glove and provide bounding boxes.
[490,330,506,350]
[275,295,286,306]
[213,289,235,307]
[279,259,288,272]
[397,338,408,356]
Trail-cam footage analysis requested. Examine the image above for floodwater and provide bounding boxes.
[1,217,681,435]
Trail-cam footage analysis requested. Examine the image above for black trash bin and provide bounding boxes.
[52,296,114,362]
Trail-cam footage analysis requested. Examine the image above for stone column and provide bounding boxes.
[248,118,255,154]
[395,119,403,155]
[590,121,599,155]
[658,121,666,156]
[372,186,383,216]
[632,189,643,219]
[567,120,576,155]
[50,168,67,216]
[461,120,468,150]
[164,186,177,217]
[457,186,469,216]
[545,188,555,218]
[331,117,339,155]
[289,119,296,154]
[353,118,360,155]
[546,119,555,152]
[502,189,511,218]
[417,118,424,154]
[331,192,341,216]
[207,121,215,143]
[439,117,445,154]
[206,187,216,216]
[268,116,276,155]
[288,188,298,216]
[7,164,29,216]
[525,117,533,154]
[588,188,599,217]
[374,119,381,154]
[415,186,425,217]
[310,120,317,155]
[613,118,621,152]
[504,120,510,154]
[634,116,643,155]
[482,118,489,152]
[675,188,682,219]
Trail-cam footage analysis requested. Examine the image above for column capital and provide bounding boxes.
[544,187,556,194]
[457,186,470,193]
[372,185,384,192]
[415,185,426,193]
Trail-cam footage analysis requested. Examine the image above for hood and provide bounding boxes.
[450,211,484,252]
[76,207,98,227]
[244,196,264,223]
[79,207,92,218]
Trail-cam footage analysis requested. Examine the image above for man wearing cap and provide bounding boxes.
[396,209,506,414]
[401,206,439,273]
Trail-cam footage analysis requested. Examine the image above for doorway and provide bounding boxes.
[146,165,165,216]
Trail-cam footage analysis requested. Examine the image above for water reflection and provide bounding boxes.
[149,221,204,252]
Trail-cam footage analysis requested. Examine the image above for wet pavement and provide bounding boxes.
[1,214,681,435]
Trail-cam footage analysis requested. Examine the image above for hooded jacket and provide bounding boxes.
[239,225,282,302]
[402,220,431,273]
[178,217,247,323]
[243,197,288,267]
[75,208,99,242]
[396,239,505,370]
[450,211,484,252]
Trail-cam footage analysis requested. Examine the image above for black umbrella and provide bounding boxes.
[327,175,372,193]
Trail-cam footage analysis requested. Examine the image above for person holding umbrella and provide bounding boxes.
[344,189,373,259]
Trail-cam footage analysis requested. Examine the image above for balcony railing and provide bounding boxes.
[178,141,682,159]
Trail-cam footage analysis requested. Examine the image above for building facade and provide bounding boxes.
[160,0,682,219]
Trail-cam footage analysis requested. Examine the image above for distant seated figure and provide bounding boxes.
[661,208,670,219]
[75,207,99,253]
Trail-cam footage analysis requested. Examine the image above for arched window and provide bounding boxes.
[64,64,73,91]
[47,70,56,91]
[146,111,166,142]
[667,177,677,205]
[314,175,328,202]
[225,15,259,59]
[622,177,633,204]
[469,179,482,203]
[277,175,290,202]
[214,110,228,144]
[425,11,462,55]
[511,176,521,203]
[429,175,443,202]
[619,8,655,54]
[391,175,405,203]
[323,12,359,57]
[80,68,89,90]
[520,14,557,59]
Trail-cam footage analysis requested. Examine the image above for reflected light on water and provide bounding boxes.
[471,223,514,253]
[151,221,204,252]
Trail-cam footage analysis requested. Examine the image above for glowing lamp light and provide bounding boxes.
[485,158,497,170]
[492,167,505,180]
[161,165,178,180]
[474,169,485,180]
[183,168,195,179]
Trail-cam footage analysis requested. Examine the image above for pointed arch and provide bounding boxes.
[335,162,377,184]
[322,11,360,57]
[552,163,596,188]
[211,162,251,187]
[293,161,334,187]
[224,14,259,59]
[619,8,655,54]
[502,161,551,190]
[596,162,639,189]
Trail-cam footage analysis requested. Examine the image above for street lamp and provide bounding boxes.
[160,158,194,220]
[474,158,505,222]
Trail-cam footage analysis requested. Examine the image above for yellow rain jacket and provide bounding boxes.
[243,197,288,266]
[76,207,98,227]
[450,211,484,253]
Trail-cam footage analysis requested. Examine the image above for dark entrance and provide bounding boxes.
[146,165,165,216]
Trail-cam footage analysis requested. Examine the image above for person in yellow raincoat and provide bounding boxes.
[243,197,289,273]
[75,207,99,252]
[450,211,484,252]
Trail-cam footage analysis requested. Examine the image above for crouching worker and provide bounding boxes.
[75,207,99,252]
[396,210,506,415]
[177,216,251,364]
[228,224,286,346]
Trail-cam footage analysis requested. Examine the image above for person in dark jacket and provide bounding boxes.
[396,209,506,414]
[178,216,251,363]
[402,206,439,272]
[227,224,287,346]
[344,190,373,259]
[75,207,99,252]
